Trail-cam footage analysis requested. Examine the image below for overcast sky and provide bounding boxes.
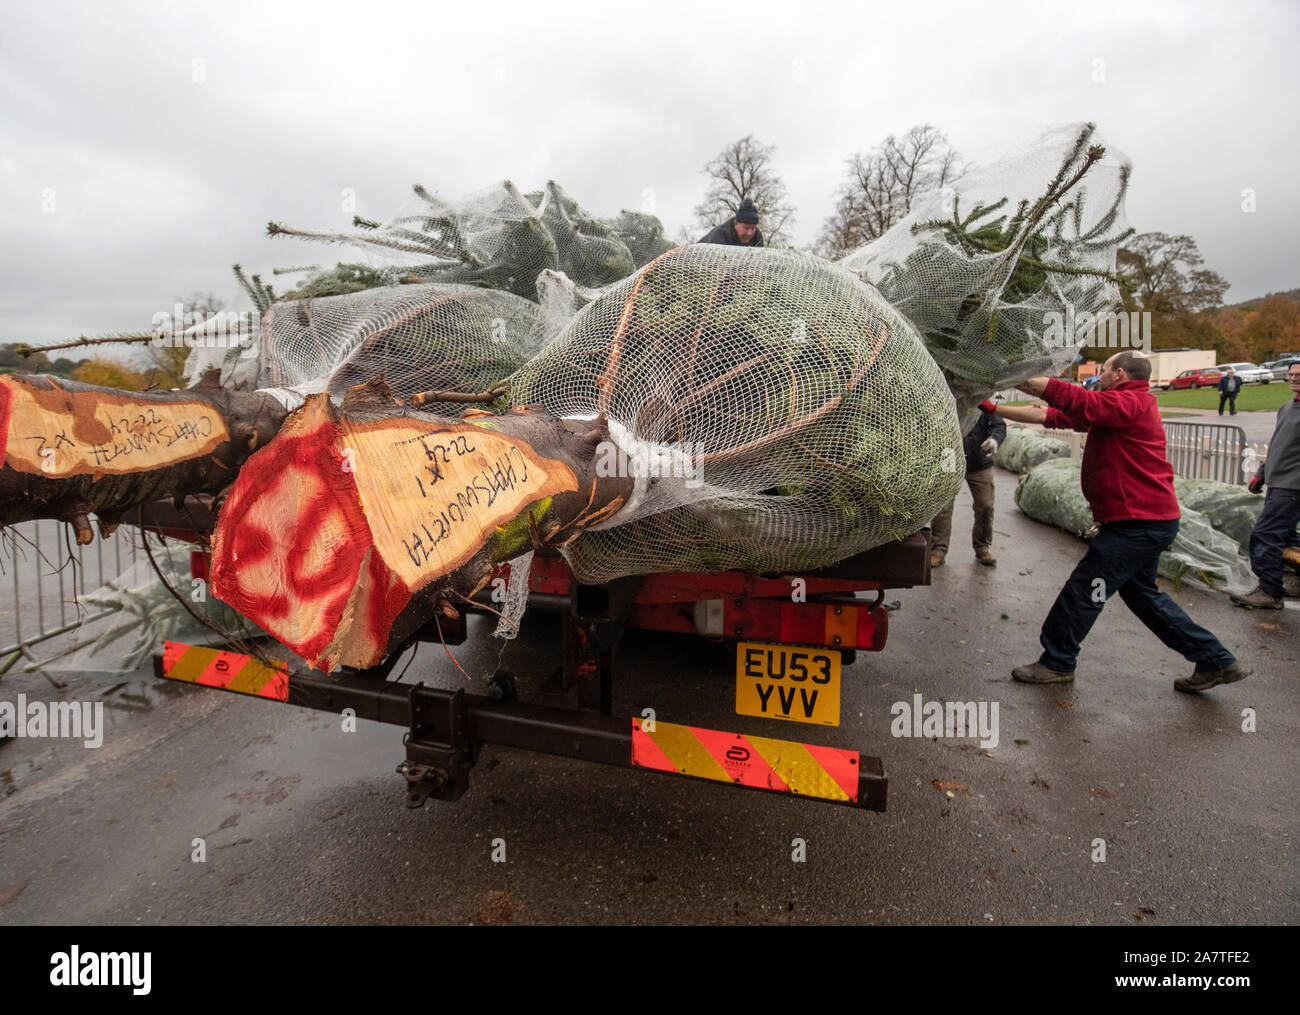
[2,0,1297,351]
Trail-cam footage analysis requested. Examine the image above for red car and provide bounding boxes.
[1169,367,1223,389]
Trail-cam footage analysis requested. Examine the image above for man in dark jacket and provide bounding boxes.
[930,410,1006,567]
[698,199,764,247]
[1231,359,1300,608]
[1218,368,1242,415]
[985,351,1247,694]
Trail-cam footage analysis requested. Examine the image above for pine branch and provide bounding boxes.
[16,333,157,357]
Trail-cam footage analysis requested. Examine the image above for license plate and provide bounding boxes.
[735,642,840,726]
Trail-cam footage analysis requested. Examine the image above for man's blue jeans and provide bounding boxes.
[1249,487,1300,598]
[1039,519,1236,673]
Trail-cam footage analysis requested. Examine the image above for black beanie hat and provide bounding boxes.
[735,200,759,224]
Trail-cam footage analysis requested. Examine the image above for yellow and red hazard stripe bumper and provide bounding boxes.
[158,640,289,700]
[632,718,881,806]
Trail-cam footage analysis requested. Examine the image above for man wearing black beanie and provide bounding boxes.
[698,199,765,247]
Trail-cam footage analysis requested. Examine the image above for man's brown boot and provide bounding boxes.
[1229,586,1283,610]
[1174,662,1251,693]
[930,551,946,568]
[975,548,997,566]
[1012,661,1075,684]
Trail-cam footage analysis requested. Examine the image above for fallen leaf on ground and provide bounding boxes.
[474,890,524,926]
[0,882,27,906]
[932,780,969,792]
[1090,786,1113,800]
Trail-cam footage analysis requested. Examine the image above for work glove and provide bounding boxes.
[980,438,999,456]
[1248,476,1265,495]
[979,400,998,414]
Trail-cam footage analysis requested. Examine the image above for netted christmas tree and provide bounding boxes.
[266,180,657,302]
[510,243,963,581]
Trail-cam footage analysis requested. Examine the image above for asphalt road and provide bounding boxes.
[1,468,1296,925]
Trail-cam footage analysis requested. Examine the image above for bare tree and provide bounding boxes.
[1116,233,1229,315]
[693,135,796,244]
[818,124,962,259]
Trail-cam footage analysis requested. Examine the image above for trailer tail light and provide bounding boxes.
[779,602,825,645]
[776,600,887,651]
[858,603,888,651]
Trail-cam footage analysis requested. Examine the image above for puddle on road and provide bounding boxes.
[0,675,197,798]
[97,676,193,713]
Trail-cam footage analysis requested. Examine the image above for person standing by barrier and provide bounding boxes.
[1218,368,1242,415]
[982,351,1248,694]
[1231,360,1300,609]
[930,407,1006,568]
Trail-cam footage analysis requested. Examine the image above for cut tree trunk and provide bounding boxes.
[0,372,287,541]
[209,382,634,672]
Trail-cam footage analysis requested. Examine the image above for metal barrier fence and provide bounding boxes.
[1013,420,1259,486]
[1161,421,1251,485]
[0,520,140,681]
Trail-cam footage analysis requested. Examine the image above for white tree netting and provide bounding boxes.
[509,243,964,581]
[840,123,1132,422]
[493,550,534,640]
[185,283,546,414]
[267,180,668,302]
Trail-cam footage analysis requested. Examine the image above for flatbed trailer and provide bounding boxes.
[137,499,930,813]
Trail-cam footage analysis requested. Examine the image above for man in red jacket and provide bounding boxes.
[986,351,1248,694]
